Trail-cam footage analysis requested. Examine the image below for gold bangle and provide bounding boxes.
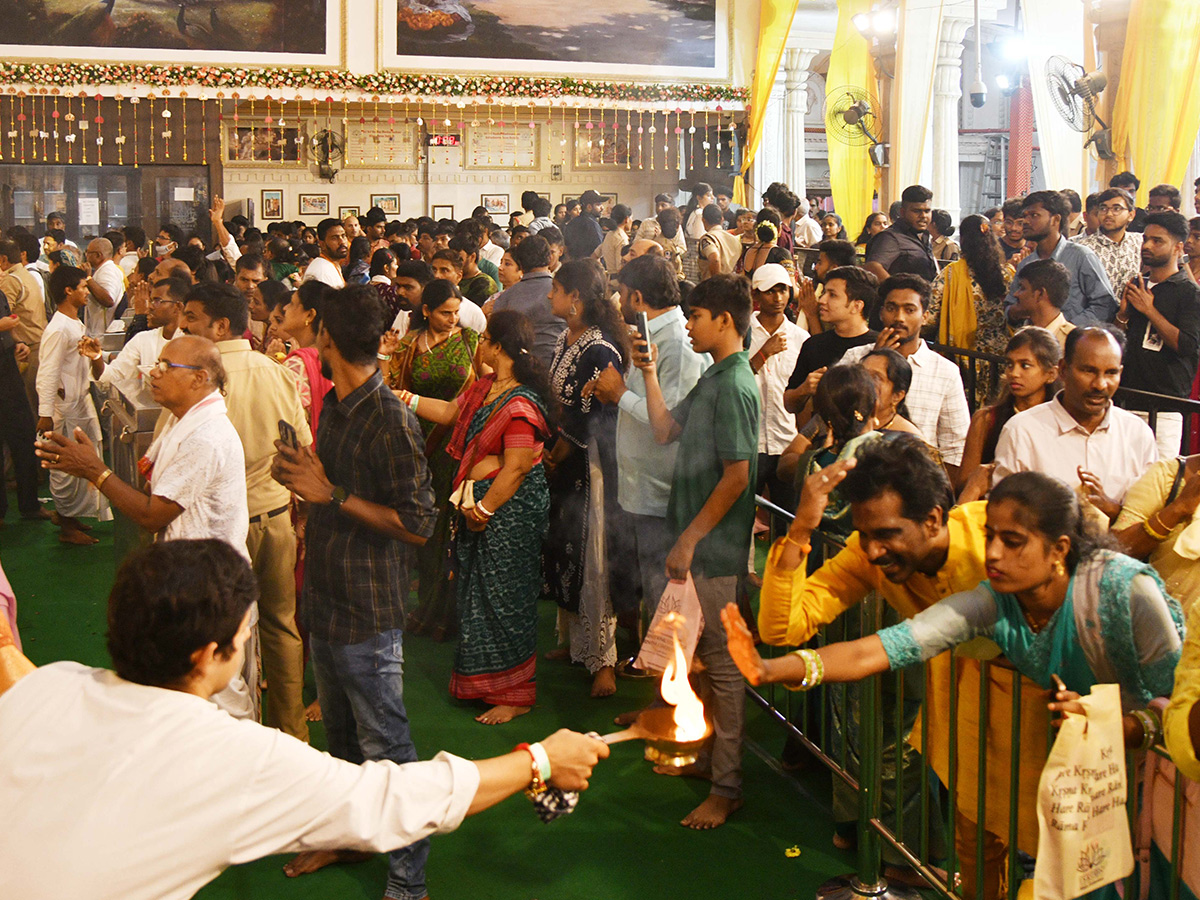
[1142,516,1169,541]
[93,469,112,490]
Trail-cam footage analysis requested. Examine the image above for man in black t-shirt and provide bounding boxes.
[784,266,878,415]
[864,185,937,282]
[1116,211,1200,456]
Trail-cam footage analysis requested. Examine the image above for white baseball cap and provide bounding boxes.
[751,263,792,292]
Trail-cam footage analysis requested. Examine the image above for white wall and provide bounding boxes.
[223,118,688,224]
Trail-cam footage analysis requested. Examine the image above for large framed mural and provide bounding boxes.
[0,0,342,66]
[380,0,730,80]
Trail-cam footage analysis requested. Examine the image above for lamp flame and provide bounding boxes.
[660,624,707,742]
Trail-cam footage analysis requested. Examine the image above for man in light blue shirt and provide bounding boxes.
[489,234,564,368]
[1004,190,1117,326]
[585,255,709,611]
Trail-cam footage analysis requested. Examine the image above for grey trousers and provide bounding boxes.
[692,574,744,800]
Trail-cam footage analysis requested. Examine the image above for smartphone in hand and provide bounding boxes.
[278,419,299,451]
[635,311,650,347]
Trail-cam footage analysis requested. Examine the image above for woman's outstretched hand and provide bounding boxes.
[721,603,768,685]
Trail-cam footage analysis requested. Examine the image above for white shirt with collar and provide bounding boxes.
[86,258,125,337]
[301,256,345,289]
[991,393,1159,502]
[839,340,971,466]
[478,240,503,268]
[748,313,808,454]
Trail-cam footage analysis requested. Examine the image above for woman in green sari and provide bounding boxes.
[401,310,554,725]
[386,279,481,640]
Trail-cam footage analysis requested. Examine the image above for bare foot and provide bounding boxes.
[680,794,742,830]
[283,849,373,877]
[59,529,99,545]
[590,666,616,698]
[653,761,709,779]
[304,699,322,722]
[543,647,570,661]
[613,708,642,726]
[475,704,531,725]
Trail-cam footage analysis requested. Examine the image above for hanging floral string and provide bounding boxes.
[0,63,745,106]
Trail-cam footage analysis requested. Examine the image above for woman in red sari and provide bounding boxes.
[401,310,553,724]
[279,281,334,433]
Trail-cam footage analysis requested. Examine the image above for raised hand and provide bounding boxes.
[721,603,768,685]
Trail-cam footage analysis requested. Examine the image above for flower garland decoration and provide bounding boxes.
[0,63,745,106]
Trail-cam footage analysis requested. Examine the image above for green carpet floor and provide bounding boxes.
[2,507,853,900]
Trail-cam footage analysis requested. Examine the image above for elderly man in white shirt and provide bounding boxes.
[838,273,971,469]
[993,326,1159,519]
[748,264,808,510]
[0,539,608,900]
[83,238,125,337]
[79,276,186,392]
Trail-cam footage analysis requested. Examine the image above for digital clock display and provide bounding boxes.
[427,134,462,147]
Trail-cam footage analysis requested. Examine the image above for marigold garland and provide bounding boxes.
[0,63,746,107]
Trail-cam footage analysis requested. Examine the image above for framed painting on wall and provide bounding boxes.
[261,190,284,221]
[573,126,645,170]
[464,124,540,170]
[481,194,510,216]
[338,206,361,220]
[432,205,455,220]
[380,0,730,80]
[222,118,306,167]
[299,194,330,217]
[369,194,402,216]
[1,2,342,66]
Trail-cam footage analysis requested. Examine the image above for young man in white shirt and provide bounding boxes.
[838,274,971,471]
[0,539,608,900]
[301,218,349,289]
[992,326,1159,519]
[1007,258,1076,350]
[36,265,110,544]
[747,263,807,511]
[80,275,186,392]
[83,237,125,337]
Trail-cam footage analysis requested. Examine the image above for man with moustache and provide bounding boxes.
[179,282,313,741]
[864,185,937,282]
[303,218,350,289]
[1005,190,1116,326]
[992,326,1159,518]
[1113,211,1200,457]
[837,274,971,470]
[78,276,188,392]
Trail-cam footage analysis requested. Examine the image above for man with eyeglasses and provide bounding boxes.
[1074,187,1143,299]
[1147,184,1182,214]
[37,333,253,718]
[78,276,187,392]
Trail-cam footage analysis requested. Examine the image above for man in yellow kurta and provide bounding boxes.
[758,436,1049,900]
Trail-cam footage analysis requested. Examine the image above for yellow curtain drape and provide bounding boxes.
[826,0,878,236]
[1109,0,1200,207]
[734,0,800,207]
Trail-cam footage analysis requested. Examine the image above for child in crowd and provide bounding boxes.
[635,273,760,829]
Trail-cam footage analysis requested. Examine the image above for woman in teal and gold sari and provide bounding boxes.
[401,310,554,725]
[386,279,481,641]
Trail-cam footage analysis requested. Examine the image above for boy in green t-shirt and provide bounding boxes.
[635,274,760,829]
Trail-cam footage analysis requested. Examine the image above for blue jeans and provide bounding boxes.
[310,629,429,900]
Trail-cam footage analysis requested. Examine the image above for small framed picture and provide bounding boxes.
[260,189,283,221]
[369,194,401,216]
[536,192,551,201]
[338,205,360,220]
[432,204,455,220]
[481,193,510,216]
[298,193,330,217]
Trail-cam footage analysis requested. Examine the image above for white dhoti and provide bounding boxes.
[51,401,112,522]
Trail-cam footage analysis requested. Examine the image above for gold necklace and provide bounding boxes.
[486,376,517,399]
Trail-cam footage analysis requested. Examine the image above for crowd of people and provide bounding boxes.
[1,172,1199,900]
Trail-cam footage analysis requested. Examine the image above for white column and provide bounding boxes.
[783,48,818,197]
[932,16,971,223]
[753,77,787,198]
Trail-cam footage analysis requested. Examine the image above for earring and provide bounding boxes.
[1054,560,1066,577]
[570,303,578,317]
